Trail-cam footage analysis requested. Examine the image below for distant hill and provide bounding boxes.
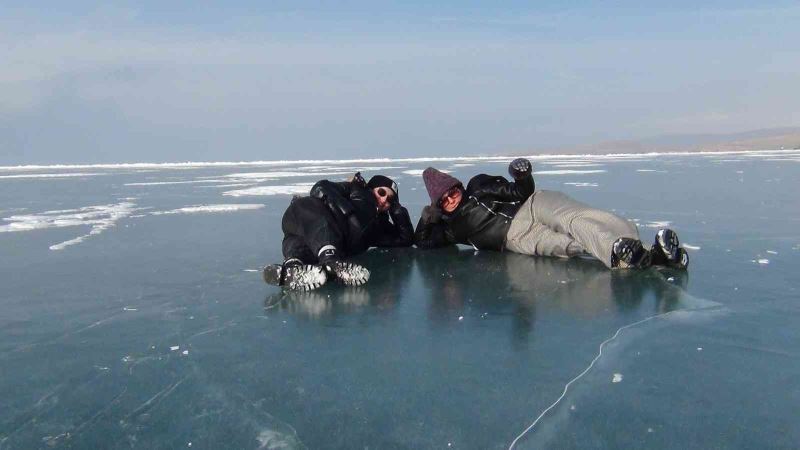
[525,127,800,155]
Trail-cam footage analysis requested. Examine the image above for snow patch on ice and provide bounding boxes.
[551,163,604,168]
[540,160,595,165]
[196,182,259,189]
[402,169,450,176]
[151,204,264,215]
[256,429,298,449]
[612,373,623,383]
[125,180,212,186]
[643,220,672,228]
[563,182,599,187]
[683,244,701,251]
[754,258,770,265]
[766,250,778,255]
[636,169,667,173]
[0,172,105,179]
[223,183,315,197]
[222,170,350,179]
[534,169,606,175]
[0,202,137,250]
[450,163,475,167]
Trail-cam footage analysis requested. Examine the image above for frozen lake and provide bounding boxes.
[1,151,799,449]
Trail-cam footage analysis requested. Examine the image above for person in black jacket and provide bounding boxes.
[414,159,689,270]
[264,172,414,290]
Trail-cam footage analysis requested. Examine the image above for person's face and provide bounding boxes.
[439,187,462,213]
[373,187,396,212]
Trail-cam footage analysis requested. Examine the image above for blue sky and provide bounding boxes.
[2,1,799,163]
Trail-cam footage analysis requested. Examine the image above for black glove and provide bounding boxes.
[420,205,443,224]
[388,201,404,216]
[508,158,532,180]
[352,172,367,188]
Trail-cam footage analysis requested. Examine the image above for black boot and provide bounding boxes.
[611,238,652,269]
[318,247,370,286]
[652,229,689,270]
[263,258,328,291]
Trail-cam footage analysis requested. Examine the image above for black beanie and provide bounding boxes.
[367,175,399,201]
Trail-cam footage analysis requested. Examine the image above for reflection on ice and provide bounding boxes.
[267,249,695,338]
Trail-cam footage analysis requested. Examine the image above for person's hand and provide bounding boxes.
[508,158,532,180]
[421,205,443,224]
[388,201,404,216]
[351,171,367,188]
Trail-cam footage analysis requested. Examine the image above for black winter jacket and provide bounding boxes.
[310,177,414,255]
[414,173,535,250]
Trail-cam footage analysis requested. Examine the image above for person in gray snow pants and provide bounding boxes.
[414,159,688,270]
[505,190,639,268]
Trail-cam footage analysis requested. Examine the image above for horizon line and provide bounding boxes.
[1,148,796,171]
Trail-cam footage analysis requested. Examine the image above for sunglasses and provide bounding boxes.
[438,187,461,207]
[376,187,395,199]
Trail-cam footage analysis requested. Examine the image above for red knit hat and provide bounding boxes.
[422,167,462,205]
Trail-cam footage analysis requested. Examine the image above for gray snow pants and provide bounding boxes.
[505,190,640,269]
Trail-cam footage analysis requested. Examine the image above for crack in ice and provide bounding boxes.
[507,311,676,450]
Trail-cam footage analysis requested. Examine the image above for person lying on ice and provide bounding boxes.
[414,159,689,270]
[263,172,414,290]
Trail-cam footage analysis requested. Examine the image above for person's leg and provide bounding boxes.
[281,197,369,286]
[530,190,642,269]
[281,196,346,262]
[281,234,316,264]
[505,195,587,258]
[264,199,333,290]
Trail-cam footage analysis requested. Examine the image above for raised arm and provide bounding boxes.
[467,158,535,202]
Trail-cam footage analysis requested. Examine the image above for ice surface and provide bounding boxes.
[1,151,799,449]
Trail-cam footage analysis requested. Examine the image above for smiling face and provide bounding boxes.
[372,187,396,212]
[439,187,463,213]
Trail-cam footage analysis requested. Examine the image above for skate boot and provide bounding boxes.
[611,238,652,269]
[263,258,328,291]
[651,229,689,270]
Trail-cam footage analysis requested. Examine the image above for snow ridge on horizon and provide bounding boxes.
[1,149,798,172]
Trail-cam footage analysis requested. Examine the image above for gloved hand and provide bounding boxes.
[351,171,367,188]
[421,205,443,224]
[508,158,532,180]
[388,201,405,216]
